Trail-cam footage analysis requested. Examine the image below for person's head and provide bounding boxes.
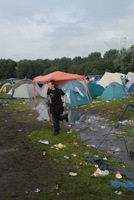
[47,79,58,90]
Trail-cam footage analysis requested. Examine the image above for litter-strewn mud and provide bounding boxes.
[0,101,62,200]
[35,100,134,166]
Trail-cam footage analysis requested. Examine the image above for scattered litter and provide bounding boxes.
[18,129,23,132]
[51,184,59,190]
[69,172,77,176]
[80,162,88,166]
[43,151,46,156]
[72,153,77,157]
[92,163,98,168]
[73,142,78,146]
[64,156,69,159]
[115,171,122,179]
[119,119,134,126]
[93,154,99,158]
[113,131,126,135]
[39,140,49,145]
[91,168,109,177]
[5,120,7,122]
[101,126,105,129]
[54,143,66,149]
[103,157,107,160]
[87,144,96,148]
[115,190,122,195]
[111,180,134,191]
[34,188,41,193]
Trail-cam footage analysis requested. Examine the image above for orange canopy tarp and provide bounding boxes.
[33,71,86,83]
[33,71,91,105]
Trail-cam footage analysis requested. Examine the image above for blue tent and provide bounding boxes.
[99,82,129,100]
[128,83,134,93]
[59,80,91,107]
[87,82,104,98]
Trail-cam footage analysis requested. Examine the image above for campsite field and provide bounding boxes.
[0,95,134,200]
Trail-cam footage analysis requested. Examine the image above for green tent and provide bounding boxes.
[87,82,104,98]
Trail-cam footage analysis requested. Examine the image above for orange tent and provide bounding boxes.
[33,71,91,104]
[34,71,86,83]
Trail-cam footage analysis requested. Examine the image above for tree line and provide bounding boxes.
[0,45,134,80]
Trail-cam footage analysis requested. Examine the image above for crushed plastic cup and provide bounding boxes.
[115,190,122,195]
[69,172,77,176]
[34,188,41,193]
[39,140,49,145]
[115,171,122,179]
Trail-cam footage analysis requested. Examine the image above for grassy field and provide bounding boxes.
[0,93,134,199]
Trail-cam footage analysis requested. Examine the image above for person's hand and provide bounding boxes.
[63,102,66,107]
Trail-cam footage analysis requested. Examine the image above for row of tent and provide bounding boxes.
[0,71,134,107]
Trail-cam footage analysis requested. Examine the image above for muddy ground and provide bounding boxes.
[0,103,64,200]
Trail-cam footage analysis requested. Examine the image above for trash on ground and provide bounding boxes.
[64,155,69,159]
[34,188,41,193]
[54,143,66,149]
[87,144,96,148]
[39,140,49,145]
[111,180,134,191]
[73,142,78,146]
[43,151,46,156]
[115,190,122,195]
[92,163,98,168]
[18,129,23,132]
[91,168,109,177]
[93,154,99,157]
[113,131,126,135]
[103,157,107,160]
[80,162,88,166]
[51,184,59,191]
[72,153,77,157]
[115,171,122,179]
[69,172,77,176]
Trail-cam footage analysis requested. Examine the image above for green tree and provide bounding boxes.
[0,59,17,79]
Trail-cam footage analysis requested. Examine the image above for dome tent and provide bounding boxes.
[99,82,129,100]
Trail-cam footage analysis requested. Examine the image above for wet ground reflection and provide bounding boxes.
[35,99,134,166]
[67,109,134,166]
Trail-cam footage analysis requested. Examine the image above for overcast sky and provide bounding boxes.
[0,0,134,61]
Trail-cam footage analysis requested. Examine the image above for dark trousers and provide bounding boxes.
[51,106,64,133]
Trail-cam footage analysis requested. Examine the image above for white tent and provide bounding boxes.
[8,79,41,98]
[97,72,125,88]
[126,72,134,89]
[40,84,48,98]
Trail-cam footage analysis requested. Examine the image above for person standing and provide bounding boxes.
[47,79,68,136]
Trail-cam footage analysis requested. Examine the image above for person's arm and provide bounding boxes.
[63,94,66,107]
